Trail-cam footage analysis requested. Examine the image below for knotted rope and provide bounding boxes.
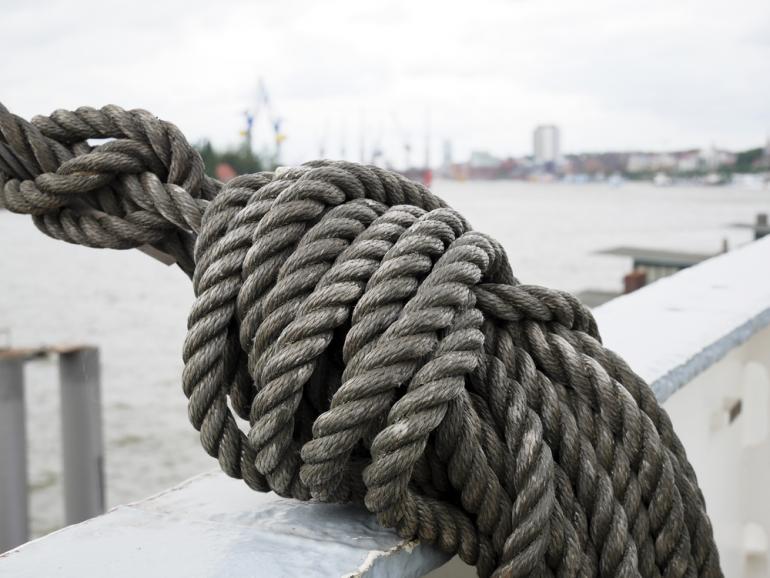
[0,103,722,578]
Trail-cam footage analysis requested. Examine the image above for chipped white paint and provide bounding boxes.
[2,236,770,577]
[347,540,418,578]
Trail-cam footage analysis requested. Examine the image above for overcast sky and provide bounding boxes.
[2,0,769,166]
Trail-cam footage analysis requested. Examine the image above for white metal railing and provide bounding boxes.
[1,236,769,578]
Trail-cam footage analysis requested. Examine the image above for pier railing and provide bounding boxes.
[2,237,769,578]
[0,345,105,553]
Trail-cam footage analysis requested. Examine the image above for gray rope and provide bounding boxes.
[0,103,722,578]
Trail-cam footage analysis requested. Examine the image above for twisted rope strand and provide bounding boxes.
[0,103,723,578]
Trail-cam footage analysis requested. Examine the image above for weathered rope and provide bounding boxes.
[0,103,722,578]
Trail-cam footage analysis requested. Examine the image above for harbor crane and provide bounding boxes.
[241,78,286,165]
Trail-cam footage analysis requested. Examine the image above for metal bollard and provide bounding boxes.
[0,353,29,553]
[59,346,105,525]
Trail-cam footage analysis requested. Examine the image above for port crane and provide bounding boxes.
[241,78,286,165]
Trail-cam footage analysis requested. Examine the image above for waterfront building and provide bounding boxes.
[533,124,561,165]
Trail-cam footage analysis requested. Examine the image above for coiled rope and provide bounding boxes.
[0,103,722,578]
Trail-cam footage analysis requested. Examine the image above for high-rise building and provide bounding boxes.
[533,125,561,165]
[441,139,453,171]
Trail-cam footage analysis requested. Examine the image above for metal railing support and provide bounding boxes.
[59,346,105,525]
[0,354,29,552]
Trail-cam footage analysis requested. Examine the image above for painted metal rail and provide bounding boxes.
[0,345,104,553]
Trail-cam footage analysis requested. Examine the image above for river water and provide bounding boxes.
[1,180,767,536]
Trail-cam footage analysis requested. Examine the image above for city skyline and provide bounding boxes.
[2,0,769,165]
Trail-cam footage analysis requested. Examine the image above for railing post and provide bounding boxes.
[59,346,105,525]
[0,353,29,552]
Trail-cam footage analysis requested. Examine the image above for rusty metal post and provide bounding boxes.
[623,269,647,294]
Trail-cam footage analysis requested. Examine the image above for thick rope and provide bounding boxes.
[0,103,722,578]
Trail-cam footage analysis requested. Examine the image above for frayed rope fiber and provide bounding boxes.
[0,103,722,577]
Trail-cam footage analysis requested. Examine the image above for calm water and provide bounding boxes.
[1,181,768,536]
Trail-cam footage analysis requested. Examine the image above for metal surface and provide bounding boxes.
[0,356,28,552]
[0,470,450,577]
[595,235,770,402]
[596,245,713,268]
[59,347,105,525]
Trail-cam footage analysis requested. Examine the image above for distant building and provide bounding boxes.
[215,162,238,182]
[454,150,518,180]
[674,150,701,173]
[625,148,736,175]
[566,152,629,177]
[626,152,677,173]
[698,146,735,170]
[440,139,453,176]
[533,125,561,165]
[469,150,501,169]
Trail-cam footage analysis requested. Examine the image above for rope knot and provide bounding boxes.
[0,103,722,578]
[0,104,219,271]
